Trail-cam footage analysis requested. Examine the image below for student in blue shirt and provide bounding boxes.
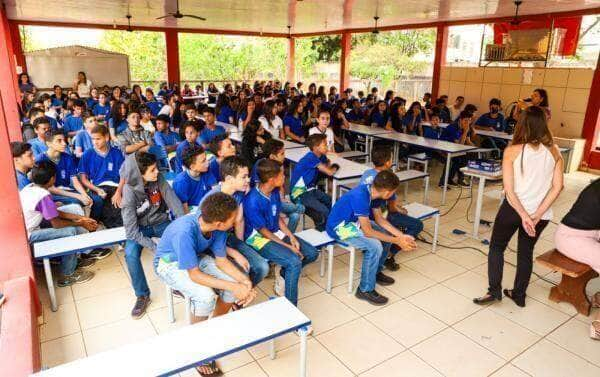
[244,159,318,305]
[216,94,235,124]
[11,142,34,190]
[433,98,452,123]
[422,112,443,140]
[92,92,111,122]
[86,88,99,110]
[144,89,163,117]
[173,145,216,213]
[108,101,129,143]
[360,147,423,271]
[155,192,256,375]
[28,117,51,158]
[440,111,476,187]
[283,99,306,143]
[290,134,339,231]
[198,107,226,147]
[174,120,201,173]
[475,98,507,155]
[62,99,85,137]
[36,129,92,207]
[368,101,389,128]
[74,113,97,158]
[403,101,423,135]
[199,156,269,287]
[153,114,180,170]
[50,85,67,109]
[207,134,236,182]
[326,171,417,305]
[78,124,125,225]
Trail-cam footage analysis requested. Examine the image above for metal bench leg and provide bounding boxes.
[185,296,192,325]
[43,258,58,312]
[298,327,308,377]
[319,248,326,278]
[347,247,356,294]
[326,245,334,293]
[269,338,276,360]
[166,285,175,323]
[423,160,428,174]
[433,214,440,253]
[423,176,430,205]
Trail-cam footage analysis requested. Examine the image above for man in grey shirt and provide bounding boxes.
[118,110,154,155]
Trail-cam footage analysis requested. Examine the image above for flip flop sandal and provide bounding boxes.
[590,320,600,341]
[196,361,223,377]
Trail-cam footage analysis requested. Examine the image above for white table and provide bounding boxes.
[346,123,393,163]
[215,121,240,134]
[330,156,369,204]
[338,169,430,204]
[476,129,513,141]
[373,132,478,205]
[276,138,306,150]
[182,95,207,101]
[460,167,503,243]
[34,297,311,377]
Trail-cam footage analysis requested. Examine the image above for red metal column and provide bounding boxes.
[431,24,448,101]
[8,21,26,73]
[165,29,180,87]
[581,54,600,170]
[0,5,23,141]
[339,32,352,91]
[287,37,296,83]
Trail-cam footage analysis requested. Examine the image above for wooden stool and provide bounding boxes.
[536,249,599,316]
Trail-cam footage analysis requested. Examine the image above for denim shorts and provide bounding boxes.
[155,255,237,317]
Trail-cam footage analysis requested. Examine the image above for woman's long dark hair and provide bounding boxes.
[215,93,231,115]
[242,120,271,165]
[110,101,128,125]
[534,88,549,107]
[262,100,277,128]
[389,102,404,132]
[513,106,554,174]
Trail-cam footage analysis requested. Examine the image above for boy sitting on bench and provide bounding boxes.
[154,192,257,376]
[326,171,417,306]
[360,147,424,271]
[207,134,237,182]
[173,146,216,214]
[20,161,98,287]
[12,141,35,190]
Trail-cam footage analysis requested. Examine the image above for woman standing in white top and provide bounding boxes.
[474,106,563,307]
[258,100,284,139]
[73,71,93,98]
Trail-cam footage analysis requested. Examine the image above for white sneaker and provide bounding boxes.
[273,266,285,297]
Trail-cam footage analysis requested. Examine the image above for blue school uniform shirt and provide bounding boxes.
[440,123,463,143]
[370,111,388,128]
[92,104,111,119]
[50,96,64,108]
[63,115,83,134]
[45,116,59,130]
[108,118,128,135]
[208,158,221,182]
[475,113,505,132]
[78,146,124,185]
[28,137,48,158]
[155,211,228,269]
[174,140,200,173]
[74,130,93,154]
[290,151,327,200]
[359,168,396,208]
[197,125,226,146]
[423,126,442,140]
[154,130,181,148]
[172,171,217,207]
[243,186,282,241]
[145,101,164,117]
[403,113,422,134]
[86,98,98,110]
[36,152,78,188]
[217,106,235,123]
[199,184,245,208]
[16,170,30,190]
[283,114,304,138]
[326,184,371,240]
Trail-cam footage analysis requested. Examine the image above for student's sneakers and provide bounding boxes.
[273,265,286,297]
[77,257,96,269]
[384,256,400,271]
[458,178,470,187]
[375,272,395,286]
[355,288,389,306]
[80,248,113,261]
[57,269,95,287]
[131,296,152,319]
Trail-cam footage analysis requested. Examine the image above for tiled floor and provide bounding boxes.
[36,169,600,376]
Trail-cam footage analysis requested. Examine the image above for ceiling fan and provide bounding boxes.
[156,0,206,21]
[510,0,523,26]
[126,14,133,32]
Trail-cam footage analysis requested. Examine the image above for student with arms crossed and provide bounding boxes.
[290,134,339,232]
[244,159,318,304]
[117,110,155,155]
[327,171,417,305]
[155,192,257,376]
[199,156,269,287]
[360,148,423,270]
[120,152,185,319]
[173,146,216,214]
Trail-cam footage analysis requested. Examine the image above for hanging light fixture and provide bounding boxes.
[126,14,133,32]
[510,0,523,25]
[372,16,380,34]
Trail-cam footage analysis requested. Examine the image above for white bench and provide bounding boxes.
[33,227,127,311]
[33,297,312,377]
[407,152,431,173]
[295,229,337,293]
[338,150,368,161]
[404,202,440,252]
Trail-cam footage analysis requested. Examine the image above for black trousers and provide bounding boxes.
[487,200,549,299]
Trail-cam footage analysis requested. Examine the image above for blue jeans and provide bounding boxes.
[297,189,331,231]
[88,192,105,219]
[29,226,88,276]
[281,201,305,233]
[256,236,319,305]
[387,212,423,254]
[226,234,269,287]
[124,221,170,297]
[339,222,391,293]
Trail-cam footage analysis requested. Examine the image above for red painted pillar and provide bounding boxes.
[431,24,448,101]
[165,29,180,87]
[286,37,296,84]
[0,5,23,141]
[581,54,600,170]
[8,21,26,73]
[339,32,352,92]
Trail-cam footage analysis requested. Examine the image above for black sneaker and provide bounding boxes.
[448,180,459,187]
[77,257,96,269]
[438,183,451,190]
[458,179,470,187]
[81,248,113,261]
[355,288,389,306]
[131,296,151,319]
[57,269,95,287]
[384,256,400,271]
[376,272,395,286]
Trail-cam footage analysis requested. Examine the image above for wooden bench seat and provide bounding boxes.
[536,249,599,316]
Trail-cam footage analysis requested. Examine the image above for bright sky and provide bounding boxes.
[27,26,103,49]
